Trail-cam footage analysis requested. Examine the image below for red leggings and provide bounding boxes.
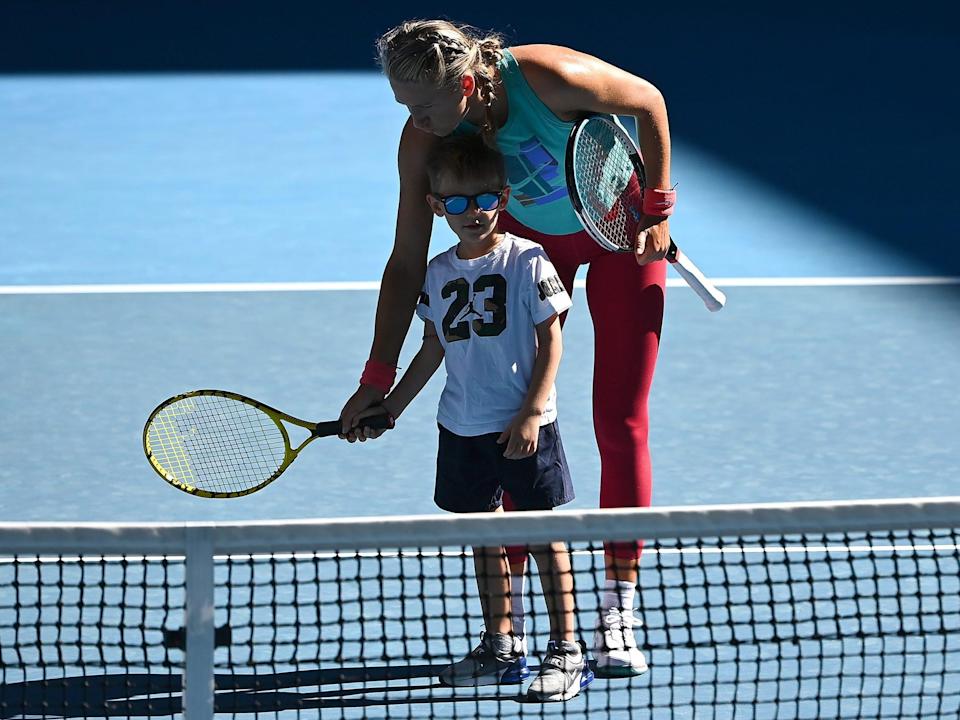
[499,213,666,560]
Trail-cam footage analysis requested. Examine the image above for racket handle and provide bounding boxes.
[666,240,726,312]
[315,412,395,438]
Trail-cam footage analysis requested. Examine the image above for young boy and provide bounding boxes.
[357,134,592,702]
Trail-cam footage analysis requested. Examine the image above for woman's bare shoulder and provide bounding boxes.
[508,44,608,85]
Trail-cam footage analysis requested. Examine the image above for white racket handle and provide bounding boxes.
[667,241,726,312]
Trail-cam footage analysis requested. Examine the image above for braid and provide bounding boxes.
[379,24,503,83]
[473,38,503,148]
[377,20,505,146]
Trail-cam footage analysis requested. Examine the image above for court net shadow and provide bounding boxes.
[0,663,555,717]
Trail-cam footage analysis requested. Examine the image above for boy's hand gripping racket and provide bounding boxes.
[566,115,726,312]
[143,389,392,498]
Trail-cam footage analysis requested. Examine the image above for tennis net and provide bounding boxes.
[1,497,959,719]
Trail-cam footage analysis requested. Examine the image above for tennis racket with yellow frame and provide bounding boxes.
[143,389,392,498]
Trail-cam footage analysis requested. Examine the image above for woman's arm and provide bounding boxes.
[511,45,672,262]
[340,119,439,436]
[513,45,670,188]
[371,121,439,362]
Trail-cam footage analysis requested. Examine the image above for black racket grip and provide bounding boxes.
[314,412,395,438]
[665,239,679,262]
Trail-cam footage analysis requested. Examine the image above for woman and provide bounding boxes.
[341,19,672,677]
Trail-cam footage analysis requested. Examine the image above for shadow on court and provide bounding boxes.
[1,1,956,276]
[1,664,584,716]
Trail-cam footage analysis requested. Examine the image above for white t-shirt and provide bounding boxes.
[416,232,573,436]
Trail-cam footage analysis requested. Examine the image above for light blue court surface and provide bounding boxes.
[1,73,959,523]
[1,73,960,720]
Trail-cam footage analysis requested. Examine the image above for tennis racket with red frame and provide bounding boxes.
[566,115,725,312]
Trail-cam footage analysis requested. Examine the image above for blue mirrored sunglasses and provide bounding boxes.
[435,191,503,215]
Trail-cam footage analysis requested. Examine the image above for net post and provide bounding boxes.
[184,526,215,719]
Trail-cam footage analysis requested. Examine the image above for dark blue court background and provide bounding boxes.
[2,1,958,277]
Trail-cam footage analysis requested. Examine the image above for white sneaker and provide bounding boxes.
[526,640,593,702]
[593,607,648,677]
[438,632,529,686]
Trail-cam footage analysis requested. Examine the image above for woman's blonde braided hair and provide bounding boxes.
[377,19,504,145]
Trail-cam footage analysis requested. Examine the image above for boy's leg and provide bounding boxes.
[435,429,528,686]
[472,516,512,636]
[528,542,575,643]
[439,537,530,687]
[439,538,526,687]
[497,212,583,623]
[500,418,577,597]
[526,542,593,702]
[498,422,591,701]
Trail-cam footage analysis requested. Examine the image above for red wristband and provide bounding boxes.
[359,359,397,394]
[642,188,676,217]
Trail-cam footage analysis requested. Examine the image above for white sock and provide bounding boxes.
[510,574,526,638]
[602,580,635,611]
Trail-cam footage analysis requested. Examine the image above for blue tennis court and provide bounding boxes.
[2,73,959,522]
[2,72,959,719]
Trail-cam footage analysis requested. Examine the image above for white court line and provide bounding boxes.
[0,277,959,295]
[0,281,380,295]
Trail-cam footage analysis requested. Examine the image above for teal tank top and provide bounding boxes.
[457,49,583,236]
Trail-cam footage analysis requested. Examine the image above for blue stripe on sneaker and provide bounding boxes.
[500,655,530,683]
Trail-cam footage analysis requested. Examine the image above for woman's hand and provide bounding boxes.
[339,385,386,442]
[635,217,671,265]
[351,402,396,442]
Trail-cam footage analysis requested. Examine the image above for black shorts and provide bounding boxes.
[435,421,575,513]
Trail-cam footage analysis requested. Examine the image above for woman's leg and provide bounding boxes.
[585,250,665,571]
[585,250,665,675]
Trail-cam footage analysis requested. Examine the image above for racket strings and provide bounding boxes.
[146,395,287,494]
[572,122,642,251]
